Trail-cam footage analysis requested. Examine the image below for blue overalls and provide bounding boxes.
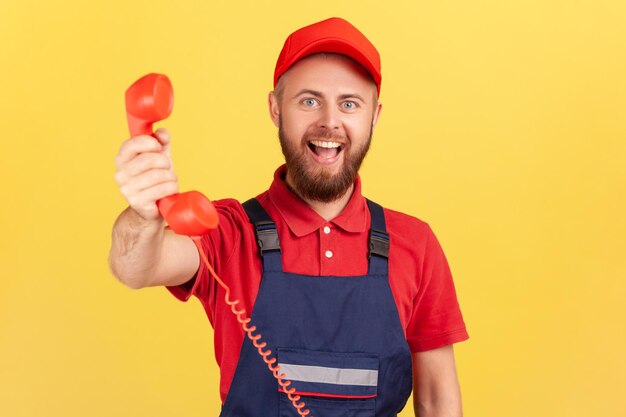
[218,198,413,417]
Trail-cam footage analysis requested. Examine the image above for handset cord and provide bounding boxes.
[191,237,312,417]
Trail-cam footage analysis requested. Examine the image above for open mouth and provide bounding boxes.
[307,140,345,160]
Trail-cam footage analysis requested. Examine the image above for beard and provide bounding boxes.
[278,115,373,203]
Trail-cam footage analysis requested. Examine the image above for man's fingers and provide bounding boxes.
[114,129,176,221]
[125,181,180,211]
[115,152,173,184]
[119,169,178,197]
[115,135,162,166]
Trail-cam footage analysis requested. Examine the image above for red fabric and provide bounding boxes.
[273,17,382,96]
[167,165,469,404]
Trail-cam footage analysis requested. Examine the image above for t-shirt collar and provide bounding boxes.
[268,165,369,237]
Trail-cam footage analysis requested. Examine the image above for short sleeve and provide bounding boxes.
[165,199,249,324]
[406,225,469,352]
[166,232,213,302]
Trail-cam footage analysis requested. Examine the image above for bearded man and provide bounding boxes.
[109,17,468,417]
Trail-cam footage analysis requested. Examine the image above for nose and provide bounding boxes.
[317,103,341,130]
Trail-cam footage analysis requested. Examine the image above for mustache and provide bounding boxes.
[302,128,347,143]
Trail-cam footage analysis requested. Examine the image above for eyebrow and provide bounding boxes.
[292,89,368,103]
[339,93,367,103]
[292,89,323,99]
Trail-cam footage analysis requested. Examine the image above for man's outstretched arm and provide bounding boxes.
[108,128,199,289]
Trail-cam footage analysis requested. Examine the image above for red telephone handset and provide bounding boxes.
[124,74,311,416]
[125,73,218,235]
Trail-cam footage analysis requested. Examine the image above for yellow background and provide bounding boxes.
[1,0,625,416]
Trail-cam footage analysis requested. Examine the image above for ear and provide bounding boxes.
[268,91,280,128]
[371,100,383,130]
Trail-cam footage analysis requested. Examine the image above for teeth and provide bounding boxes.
[310,140,341,149]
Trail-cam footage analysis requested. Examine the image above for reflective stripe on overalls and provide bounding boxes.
[219,198,413,417]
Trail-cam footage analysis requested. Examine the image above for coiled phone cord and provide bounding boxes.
[191,237,312,417]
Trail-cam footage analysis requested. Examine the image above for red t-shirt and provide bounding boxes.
[167,165,469,404]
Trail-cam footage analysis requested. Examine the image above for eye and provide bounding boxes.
[302,98,318,107]
[341,101,358,110]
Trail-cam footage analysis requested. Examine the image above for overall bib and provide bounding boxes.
[219,199,413,417]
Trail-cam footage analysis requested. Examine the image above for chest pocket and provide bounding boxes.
[277,348,378,417]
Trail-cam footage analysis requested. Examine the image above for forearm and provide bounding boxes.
[412,345,463,417]
[108,206,166,289]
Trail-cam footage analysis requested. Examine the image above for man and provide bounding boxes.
[110,17,468,417]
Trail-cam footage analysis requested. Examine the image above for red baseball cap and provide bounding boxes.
[274,17,382,96]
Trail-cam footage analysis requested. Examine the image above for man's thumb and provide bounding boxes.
[153,127,171,146]
[153,128,174,169]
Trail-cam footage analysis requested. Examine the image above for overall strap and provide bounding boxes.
[366,199,390,276]
[242,198,283,273]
